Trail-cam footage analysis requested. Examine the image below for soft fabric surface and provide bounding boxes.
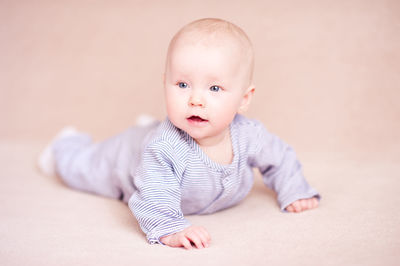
[1,1,399,265]
[1,142,399,265]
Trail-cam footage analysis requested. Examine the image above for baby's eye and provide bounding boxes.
[178,82,188,88]
[210,85,221,92]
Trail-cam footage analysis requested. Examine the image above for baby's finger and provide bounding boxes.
[179,235,193,250]
[186,231,204,249]
[312,198,319,208]
[300,199,308,210]
[286,204,295,212]
[304,199,312,210]
[195,228,210,247]
[292,201,302,212]
[199,227,212,243]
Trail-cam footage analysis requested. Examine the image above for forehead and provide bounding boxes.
[167,39,244,79]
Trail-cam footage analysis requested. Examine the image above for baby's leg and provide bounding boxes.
[52,131,126,200]
[38,115,157,201]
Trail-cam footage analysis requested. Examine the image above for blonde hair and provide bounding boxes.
[166,18,255,86]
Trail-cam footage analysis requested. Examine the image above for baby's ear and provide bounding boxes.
[238,85,255,114]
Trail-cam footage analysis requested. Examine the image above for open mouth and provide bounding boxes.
[187,115,208,123]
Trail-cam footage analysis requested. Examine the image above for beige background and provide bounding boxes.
[1,0,399,265]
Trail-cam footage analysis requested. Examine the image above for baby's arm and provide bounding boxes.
[160,225,211,249]
[249,122,320,211]
[285,197,319,213]
[129,140,211,249]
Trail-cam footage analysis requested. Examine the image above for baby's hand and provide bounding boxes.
[160,225,211,250]
[285,197,319,213]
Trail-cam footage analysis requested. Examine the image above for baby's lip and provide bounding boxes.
[187,115,208,122]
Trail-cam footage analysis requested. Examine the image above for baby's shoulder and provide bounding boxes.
[233,114,267,136]
[232,114,277,153]
[143,117,190,157]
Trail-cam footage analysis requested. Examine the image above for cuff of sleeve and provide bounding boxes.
[279,190,321,212]
[146,220,191,245]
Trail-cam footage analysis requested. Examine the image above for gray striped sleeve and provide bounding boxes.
[249,122,320,211]
[128,140,190,244]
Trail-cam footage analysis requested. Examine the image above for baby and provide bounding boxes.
[39,18,320,250]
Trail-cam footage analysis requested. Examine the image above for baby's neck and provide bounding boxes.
[195,129,233,165]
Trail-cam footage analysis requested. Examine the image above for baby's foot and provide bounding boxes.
[37,126,78,177]
[135,114,157,127]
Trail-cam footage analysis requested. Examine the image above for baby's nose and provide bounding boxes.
[189,98,203,107]
[188,91,204,107]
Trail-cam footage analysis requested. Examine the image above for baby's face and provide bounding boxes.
[164,38,253,146]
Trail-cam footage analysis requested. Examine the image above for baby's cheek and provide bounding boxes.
[218,102,239,121]
[166,93,184,115]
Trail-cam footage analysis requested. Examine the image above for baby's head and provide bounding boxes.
[163,18,256,146]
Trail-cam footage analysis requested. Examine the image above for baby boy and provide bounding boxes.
[39,18,320,250]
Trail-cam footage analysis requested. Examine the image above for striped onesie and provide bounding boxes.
[53,114,320,244]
